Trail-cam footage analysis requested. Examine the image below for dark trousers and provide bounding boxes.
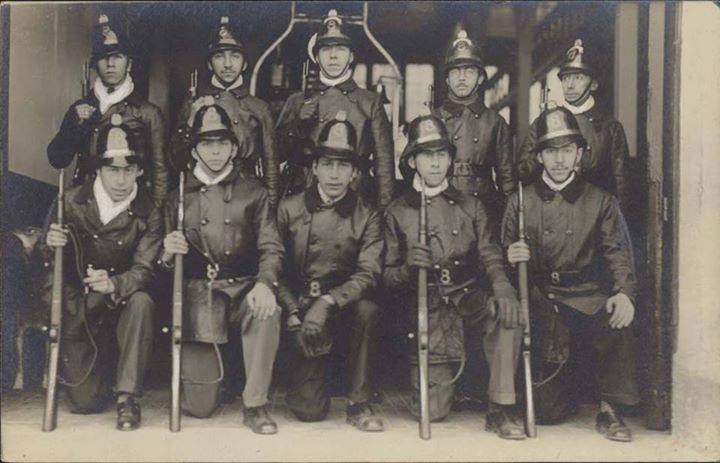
[286,299,380,422]
[61,291,154,414]
[532,295,640,424]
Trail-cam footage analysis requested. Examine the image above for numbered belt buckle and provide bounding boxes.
[550,271,560,285]
[309,280,322,298]
[206,263,219,282]
[439,268,452,285]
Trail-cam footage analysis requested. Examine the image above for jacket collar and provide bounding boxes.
[74,177,155,218]
[403,183,463,209]
[534,175,586,203]
[441,95,486,118]
[317,78,358,93]
[205,83,250,100]
[185,164,244,193]
[80,89,143,109]
[304,182,358,218]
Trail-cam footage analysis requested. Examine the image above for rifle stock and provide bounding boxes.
[43,169,64,432]
[518,182,536,437]
[170,172,185,432]
[417,181,431,440]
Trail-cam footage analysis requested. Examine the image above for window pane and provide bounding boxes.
[405,63,435,122]
[353,64,367,89]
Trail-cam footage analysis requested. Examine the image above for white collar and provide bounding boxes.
[93,175,137,225]
[211,74,244,92]
[317,183,348,205]
[193,162,233,185]
[563,95,595,115]
[412,174,449,198]
[319,68,353,88]
[93,75,135,114]
[542,170,577,192]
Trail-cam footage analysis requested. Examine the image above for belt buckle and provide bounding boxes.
[308,280,322,298]
[206,263,219,282]
[550,271,560,285]
[439,268,452,285]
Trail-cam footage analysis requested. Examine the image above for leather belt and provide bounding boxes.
[539,265,600,287]
[428,264,474,286]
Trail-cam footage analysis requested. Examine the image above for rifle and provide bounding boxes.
[417,180,431,440]
[170,171,185,432]
[72,62,92,184]
[190,69,198,99]
[42,169,64,432]
[301,59,310,99]
[426,83,435,112]
[518,181,536,438]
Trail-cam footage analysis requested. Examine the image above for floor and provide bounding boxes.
[0,387,708,462]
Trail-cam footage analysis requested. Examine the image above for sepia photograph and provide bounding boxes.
[0,1,718,461]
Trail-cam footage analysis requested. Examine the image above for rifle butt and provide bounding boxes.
[42,343,60,432]
[523,351,536,437]
[417,267,430,440]
[170,254,183,431]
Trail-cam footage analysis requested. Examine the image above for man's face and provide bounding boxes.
[193,136,237,174]
[446,65,483,99]
[313,157,357,199]
[97,160,142,202]
[209,49,245,85]
[96,53,131,87]
[409,149,451,188]
[317,46,353,79]
[537,142,582,183]
[560,72,596,105]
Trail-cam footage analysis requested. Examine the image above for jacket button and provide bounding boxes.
[448,199,455,205]
[200,187,207,193]
[548,293,556,300]
[117,240,123,245]
[109,267,115,273]
[93,234,99,239]
[463,287,469,292]
[342,91,348,95]
[565,230,573,235]
[543,230,550,235]
[44,261,50,268]
[128,211,133,216]
[453,135,460,140]
[224,250,231,256]
[234,120,239,125]
[452,230,458,236]
[288,131,293,137]
[93,128,99,133]
[454,260,460,265]
[224,218,231,224]
[178,128,183,133]
[203,252,209,257]
[214,94,220,99]
[320,91,325,96]
[433,264,441,270]
[473,138,479,143]
[474,114,479,119]
[473,192,479,197]
[201,219,208,225]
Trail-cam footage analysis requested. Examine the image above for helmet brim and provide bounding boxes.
[537,134,587,152]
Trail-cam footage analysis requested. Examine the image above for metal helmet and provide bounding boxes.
[535,103,587,152]
[207,16,244,57]
[192,104,238,144]
[309,9,353,62]
[443,30,484,75]
[558,39,594,79]
[96,114,141,169]
[90,14,131,65]
[314,111,359,165]
[399,115,455,179]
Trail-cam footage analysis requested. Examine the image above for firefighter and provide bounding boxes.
[278,111,384,432]
[516,39,631,213]
[503,105,639,442]
[383,115,525,439]
[159,104,285,434]
[276,9,395,210]
[42,114,162,430]
[47,14,169,203]
[170,16,280,208]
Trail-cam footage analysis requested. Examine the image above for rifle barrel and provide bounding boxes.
[170,171,184,432]
[518,181,536,437]
[417,181,431,440]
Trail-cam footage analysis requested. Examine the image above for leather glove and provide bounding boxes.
[301,297,333,357]
[407,242,433,269]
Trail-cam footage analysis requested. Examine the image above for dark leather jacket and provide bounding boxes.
[171,84,280,208]
[502,177,637,315]
[276,79,395,209]
[276,186,382,313]
[47,91,169,203]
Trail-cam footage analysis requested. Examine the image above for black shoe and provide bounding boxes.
[243,405,278,435]
[596,407,632,442]
[485,405,526,440]
[116,396,141,431]
[346,402,384,432]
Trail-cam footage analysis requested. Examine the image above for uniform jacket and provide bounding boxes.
[383,185,513,362]
[516,105,630,211]
[47,91,169,203]
[433,98,515,199]
[171,84,279,208]
[161,165,284,343]
[276,79,395,209]
[276,186,382,314]
[501,177,636,315]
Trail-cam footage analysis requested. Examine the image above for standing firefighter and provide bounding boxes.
[433,29,516,411]
[41,114,162,430]
[278,111,384,432]
[516,39,631,213]
[276,9,395,209]
[503,105,639,442]
[159,104,285,434]
[47,14,169,203]
[171,16,280,208]
[383,115,525,439]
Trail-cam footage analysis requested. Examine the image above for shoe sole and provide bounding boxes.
[346,417,384,432]
[485,422,526,440]
[243,417,278,435]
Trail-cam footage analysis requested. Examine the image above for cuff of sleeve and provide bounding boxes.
[109,275,125,299]
[492,281,516,299]
[257,275,279,295]
[327,288,348,309]
[157,258,175,271]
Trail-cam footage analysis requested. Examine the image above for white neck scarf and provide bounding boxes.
[93,75,135,114]
[93,175,137,225]
[542,170,576,192]
[193,162,233,186]
[211,74,244,92]
[564,95,595,115]
[317,183,348,205]
[319,68,353,88]
[413,174,449,198]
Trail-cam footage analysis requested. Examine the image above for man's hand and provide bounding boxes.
[300,296,333,356]
[299,97,319,121]
[74,103,96,124]
[186,96,216,127]
[407,242,433,269]
[46,223,68,248]
[162,231,188,263]
[490,284,525,329]
[606,292,635,329]
[246,281,279,320]
[83,268,116,295]
[507,241,531,266]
